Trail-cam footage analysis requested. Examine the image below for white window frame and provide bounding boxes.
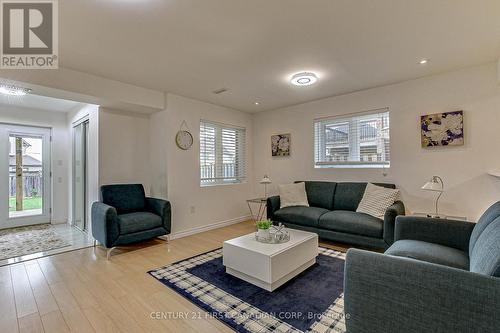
[200,120,246,187]
[314,108,390,169]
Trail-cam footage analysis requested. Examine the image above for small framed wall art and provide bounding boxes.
[421,110,464,147]
[271,133,291,156]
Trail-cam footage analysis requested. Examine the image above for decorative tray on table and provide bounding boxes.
[255,223,290,244]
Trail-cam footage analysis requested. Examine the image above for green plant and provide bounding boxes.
[256,219,273,230]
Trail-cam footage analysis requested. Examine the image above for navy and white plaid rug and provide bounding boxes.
[148,247,346,333]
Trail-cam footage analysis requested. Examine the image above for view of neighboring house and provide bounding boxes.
[317,112,390,165]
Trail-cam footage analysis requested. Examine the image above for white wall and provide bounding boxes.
[253,63,500,221]
[150,106,169,199]
[67,104,99,228]
[98,108,152,192]
[150,94,254,236]
[0,106,70,224]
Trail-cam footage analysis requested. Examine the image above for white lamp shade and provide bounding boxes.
[260,176,272,184]
[421,176,444,192]
[421,182,443,192]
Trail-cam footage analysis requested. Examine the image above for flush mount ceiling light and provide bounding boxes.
[419,59,429,65]
[290,72,318,86]
[0,85,31,96]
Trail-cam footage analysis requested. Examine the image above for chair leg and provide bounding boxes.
[106,247,116,260]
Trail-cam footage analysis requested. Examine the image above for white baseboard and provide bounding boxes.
[171,215,252,240]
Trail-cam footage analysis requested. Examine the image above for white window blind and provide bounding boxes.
[200,120,246,186]
[314,109,390,168]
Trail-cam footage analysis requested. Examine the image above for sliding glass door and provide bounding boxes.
[0,124,51,229]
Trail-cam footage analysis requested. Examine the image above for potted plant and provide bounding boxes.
[256,219,273,239]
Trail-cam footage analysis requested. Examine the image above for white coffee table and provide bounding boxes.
[222,229,318,291]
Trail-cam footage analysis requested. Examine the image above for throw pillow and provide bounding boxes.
[279,182,310,209]
[356,183,400,219]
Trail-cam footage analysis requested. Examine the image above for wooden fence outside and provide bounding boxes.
[9,172,42,197]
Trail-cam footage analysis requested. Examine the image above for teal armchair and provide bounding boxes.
[91,184,171,259]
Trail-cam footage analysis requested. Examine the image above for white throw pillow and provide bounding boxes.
[356,183,400,219]
[279,182,309,209]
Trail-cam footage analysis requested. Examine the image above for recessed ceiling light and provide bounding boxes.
[255,102,260,105]
[290,72,318,86]
[0,85,31,96]
[419,59,429,65]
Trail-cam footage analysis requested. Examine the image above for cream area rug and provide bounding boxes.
[0,224,71,261]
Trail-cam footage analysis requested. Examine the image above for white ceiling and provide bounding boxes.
[59,0,500,112]
[0,93,81,113]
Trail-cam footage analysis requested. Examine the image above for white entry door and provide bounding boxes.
[0,124,51,229]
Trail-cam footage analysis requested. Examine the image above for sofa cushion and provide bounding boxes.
[469,201,500,255]
[356,183,400,219]
[333,183,396,211]
[296,181,337,210]
[118,212,163,235]
[319,210,383,238]
[101,184,146,214]
[273,206,329,228]
[469,216,500,277]
[279,182,309,208]
[386,240,470,270]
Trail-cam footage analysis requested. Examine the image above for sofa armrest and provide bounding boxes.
[344,249,500,333]
[382,200,405,246]
[91,202,120,248]
[266,196,281,221]
[146,197,171,233]
[395,215,475,252]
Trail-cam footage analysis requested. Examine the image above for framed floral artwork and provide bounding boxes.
[421,111,464,147]
[271,134,291,156]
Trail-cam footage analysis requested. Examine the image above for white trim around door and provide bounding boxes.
[0,124,52,229]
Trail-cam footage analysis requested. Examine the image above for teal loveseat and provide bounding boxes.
[344,201,500,332]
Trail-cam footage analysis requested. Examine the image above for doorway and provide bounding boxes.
[0,124,51,229]
[72,118,89,231]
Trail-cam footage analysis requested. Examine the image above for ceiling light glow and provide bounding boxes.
[419,59,429,65]
[0,85,31,96]
[290,72,318,86]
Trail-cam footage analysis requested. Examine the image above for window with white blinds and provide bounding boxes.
[200,120,246,186]
[314,109,390,168]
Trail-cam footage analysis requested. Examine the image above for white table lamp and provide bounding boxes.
[421,176,444,217]
[260,175,272,198]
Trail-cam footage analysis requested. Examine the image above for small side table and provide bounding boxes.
[412,212,468,221]
[247,197,267,222]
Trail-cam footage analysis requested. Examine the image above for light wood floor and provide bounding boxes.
[0,221,349,333]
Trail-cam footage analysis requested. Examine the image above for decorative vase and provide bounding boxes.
[257,228,270,240]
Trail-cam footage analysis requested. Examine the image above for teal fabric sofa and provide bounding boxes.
[91,184,171,257]
[344,201,500,333]
[267,181,405,249]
